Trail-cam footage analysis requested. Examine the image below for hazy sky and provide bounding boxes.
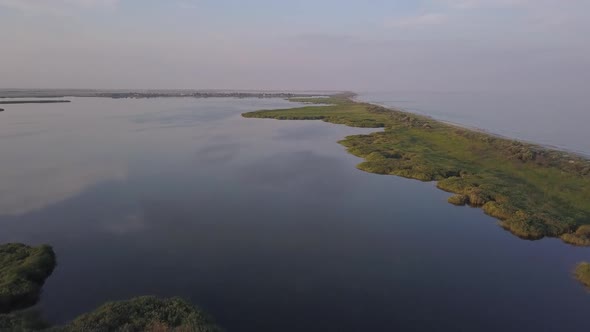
[1,0,588,92]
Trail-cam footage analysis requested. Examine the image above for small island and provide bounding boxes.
[243,94,590,244]
[0,243,56,313]
[53,296,221,332]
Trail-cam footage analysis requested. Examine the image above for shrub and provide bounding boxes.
[448,194,468,206]
[500,212,548,240]
[561,225,590,246]
[574,262,590,289]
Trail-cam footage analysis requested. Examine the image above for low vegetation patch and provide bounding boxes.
[243,94,590,242]
[0,244,56,313]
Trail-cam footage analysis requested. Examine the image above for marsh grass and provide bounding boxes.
[243,94,590,242]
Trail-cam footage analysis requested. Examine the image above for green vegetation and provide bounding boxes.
[51,296,221,332]
[0,309,49,332]
[0,296,220,332]
[243,94,590,243]
[574,262,590,289]
[0,244,56,313]
[1,244,220,332]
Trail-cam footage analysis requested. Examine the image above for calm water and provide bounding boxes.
[1,97,589,332]
[359,91,590,156]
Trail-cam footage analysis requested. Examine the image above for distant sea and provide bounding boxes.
[359,91,590,156]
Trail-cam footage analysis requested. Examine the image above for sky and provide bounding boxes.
[0,0,589,92]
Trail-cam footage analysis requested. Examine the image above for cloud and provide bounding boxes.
[0,0,119,14]
[384,13,448,28]
[437,0,530,9]
[178,1,199,10]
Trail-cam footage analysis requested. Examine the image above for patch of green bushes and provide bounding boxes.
[50,296,221,332]
[0,244,56,313]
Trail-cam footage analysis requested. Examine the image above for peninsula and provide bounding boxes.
[243,94,590,245]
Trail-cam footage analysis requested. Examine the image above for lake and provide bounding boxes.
[1,97,589,332]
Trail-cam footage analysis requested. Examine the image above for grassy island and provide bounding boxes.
[243,94,590,243]
[52,296,221,332]
[0,244,56,313]
[574,262,590,289]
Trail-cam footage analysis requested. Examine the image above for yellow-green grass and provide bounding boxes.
[574,262,590,289]
[243,94,590,243]
[0,244,56,313]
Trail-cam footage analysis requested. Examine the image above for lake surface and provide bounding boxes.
[359,91,590,156]
[1,97,589,332]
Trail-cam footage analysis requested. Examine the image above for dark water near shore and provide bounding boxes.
[1,97,590,332]
[359,91,590,156]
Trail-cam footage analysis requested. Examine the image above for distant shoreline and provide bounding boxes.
[0,89,334,99]
[0,100,71,104]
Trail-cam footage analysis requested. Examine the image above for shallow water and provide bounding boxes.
[1,97,589,332]
[359,91,590,156]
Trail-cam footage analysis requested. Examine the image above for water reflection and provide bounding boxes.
[1,97,589,332]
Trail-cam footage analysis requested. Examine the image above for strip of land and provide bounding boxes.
[0,100,71,104]
[0,89,325,99]
[242,94,590,245]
